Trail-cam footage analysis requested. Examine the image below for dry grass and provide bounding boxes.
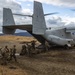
[0,35,38,52]
[0,35,36,42]
[0,64,27,75]
[0,35,75,75]
[0,35,35,75]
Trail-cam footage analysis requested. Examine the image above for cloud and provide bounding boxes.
[21,8,32,15]
[14,15,32,25]
[60,16,75,25]
[27,4,31,7]
[0,0,75,34]
[18,0,75,7]
[13,8,32,25]
[0,0,21,11]
[0,0,22,22]
[0,0,22,33]
[46,16,65,27]
[0,0,32,24]
[0,0,33,34]
[46,15,75,27]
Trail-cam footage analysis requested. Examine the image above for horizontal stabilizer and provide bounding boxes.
[3,24,32,31]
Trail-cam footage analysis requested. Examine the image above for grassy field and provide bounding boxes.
[0,35,75,75]
[0,35,36,42]
[0,35,35,75]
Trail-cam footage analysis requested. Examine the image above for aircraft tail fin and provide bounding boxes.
[3,8,15,34]
[32,1,46,35]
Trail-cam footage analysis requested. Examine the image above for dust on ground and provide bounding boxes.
[0,35,75,75]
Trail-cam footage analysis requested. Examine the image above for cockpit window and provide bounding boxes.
[49,27,51,29]
[46,27,51,30]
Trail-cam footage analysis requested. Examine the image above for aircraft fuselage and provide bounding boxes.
[43,27,75,46]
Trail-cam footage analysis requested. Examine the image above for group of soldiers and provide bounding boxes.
[20,40,36,56]
[0,40,36,65]
[0,40,50,65]
[0,45,17,65]
[19,40,50,56]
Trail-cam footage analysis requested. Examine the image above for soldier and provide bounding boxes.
[0,47,2,57]
[9,48,13,61]
[0,46,8,65]
[9,45,17,62]
[3,45,9,61]
[45,41,50,51]
[1,51,7,65]
[26,44,32,57]
[4,45,9,53]
[20,44,27,56]
[31,40,36,50]
[31,40,36,54]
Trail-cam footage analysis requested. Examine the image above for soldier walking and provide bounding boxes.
[0,46,9,65]
[9,45,17,62]
[4,45,9,61]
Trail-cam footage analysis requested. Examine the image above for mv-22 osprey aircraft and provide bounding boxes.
[2,1,75,47]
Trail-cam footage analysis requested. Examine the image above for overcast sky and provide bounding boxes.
[0,0,75,33]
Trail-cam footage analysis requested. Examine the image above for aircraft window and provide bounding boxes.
[72,33,74,35]
[46,28,51,30]
[49,28,51,29]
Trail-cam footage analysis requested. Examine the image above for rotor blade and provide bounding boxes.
[44,12,58,16]
[13,12,58,17]
[13,13,32,17]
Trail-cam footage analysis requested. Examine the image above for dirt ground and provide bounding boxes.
[0,35,75,75]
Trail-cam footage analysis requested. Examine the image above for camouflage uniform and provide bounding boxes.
[9,48,13,60]
[31,41,36,54]
[20,44,27,55]
[31,41,36,50]
[3,45,9,60]
[0,46,9,65]
[0,48,2,57]
[1,52,7,65]
[26,44,32,57]
[45,41,50,51]
[9,45,17,62]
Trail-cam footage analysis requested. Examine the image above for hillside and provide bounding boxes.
[0,32,32,36]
